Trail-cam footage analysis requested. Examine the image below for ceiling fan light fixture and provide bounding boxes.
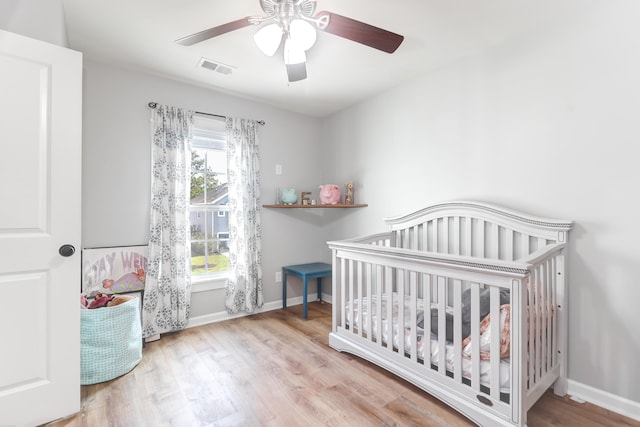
[253,23,283,56]
[176,0,405,83]
[289,19,316,51]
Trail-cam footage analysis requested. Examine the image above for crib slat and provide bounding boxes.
[537,264,544,378]
[348,259,355,336]
[332,252,339,332]
[433,219,439,252]
[340,257,347,329]
[398,270,405,356]
[470,284,481,390]
[538,266,545,380]
[547,259,556,370]
[386,266,393,352]
[453,279,462,382]
[551,256,558,367]
[376,265,383,347]
[543,259,550,371]
[535,266,542,383]
[410,271,418,362]
[357,261,363,338]
[424,273,432,366]
[366,263,372,343]
[540,261,549,374]
[489,285,501,401]
[437,276,447,374]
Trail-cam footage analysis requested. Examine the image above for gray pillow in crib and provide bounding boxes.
[418,288,510,341]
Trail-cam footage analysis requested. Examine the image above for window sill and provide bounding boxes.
[192,276,227,293]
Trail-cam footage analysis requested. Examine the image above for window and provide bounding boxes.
[190,116,228,282]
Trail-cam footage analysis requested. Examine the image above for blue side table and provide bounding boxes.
[282,262,332,319]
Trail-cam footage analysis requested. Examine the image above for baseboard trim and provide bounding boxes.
[568,380,640,422]
[186,292,333,329]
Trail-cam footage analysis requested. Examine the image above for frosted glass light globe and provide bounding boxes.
[253,23,283,56]
[289,19,316,51]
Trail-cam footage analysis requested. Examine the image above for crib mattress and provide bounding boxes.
[345,293,510,393]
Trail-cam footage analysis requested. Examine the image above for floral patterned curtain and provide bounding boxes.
[225,117,263,313]
[143,104,194,337]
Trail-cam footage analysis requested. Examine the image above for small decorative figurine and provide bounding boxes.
[344,181,354,205]
[281,188,298,205]
[319,184,341,204]
[301,191,311,205]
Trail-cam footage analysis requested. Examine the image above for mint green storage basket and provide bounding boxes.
[80,297,142,385]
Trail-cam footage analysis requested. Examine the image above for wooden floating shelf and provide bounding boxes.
[263,203,368,209]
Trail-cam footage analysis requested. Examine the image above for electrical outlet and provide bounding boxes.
[275,272,282,283]
[275,164,282,175]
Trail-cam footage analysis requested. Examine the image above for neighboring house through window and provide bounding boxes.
[190,115,228,290]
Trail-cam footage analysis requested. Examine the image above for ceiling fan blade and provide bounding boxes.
[286,61,307,82]
[316,11,404,54]
[175,18,252,46]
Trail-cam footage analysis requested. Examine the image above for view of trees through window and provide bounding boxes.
[190,121,229,278]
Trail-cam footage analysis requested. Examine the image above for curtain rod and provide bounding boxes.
[147,102,265,126]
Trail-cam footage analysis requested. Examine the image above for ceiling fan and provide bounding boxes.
[175,0,404,82]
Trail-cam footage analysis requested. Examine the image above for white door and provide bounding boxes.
[0,30,82,426]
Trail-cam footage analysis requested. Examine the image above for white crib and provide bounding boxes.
[328,201,573,427]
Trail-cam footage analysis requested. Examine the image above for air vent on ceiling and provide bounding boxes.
[197,58,235,75]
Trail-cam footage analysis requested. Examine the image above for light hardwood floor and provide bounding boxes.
[47,302,638,427]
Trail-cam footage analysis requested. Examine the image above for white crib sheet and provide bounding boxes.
[345,293,510,393]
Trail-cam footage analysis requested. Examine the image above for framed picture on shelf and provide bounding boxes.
[82,245,148,295]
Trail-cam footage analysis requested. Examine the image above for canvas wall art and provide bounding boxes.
[82,245,148,295]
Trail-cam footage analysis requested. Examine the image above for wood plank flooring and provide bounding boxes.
[46,302,639,427]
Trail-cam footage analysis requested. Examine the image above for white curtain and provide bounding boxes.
[143,104,194,337]
[225,117,263,313]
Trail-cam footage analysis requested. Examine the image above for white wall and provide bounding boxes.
[81,59,331,316]
[321,1,640,407]
[0,0,68,47]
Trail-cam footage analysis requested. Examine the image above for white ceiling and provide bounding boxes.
[61,0,583,117]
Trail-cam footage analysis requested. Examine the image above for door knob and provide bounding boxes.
[59,244,76,257]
